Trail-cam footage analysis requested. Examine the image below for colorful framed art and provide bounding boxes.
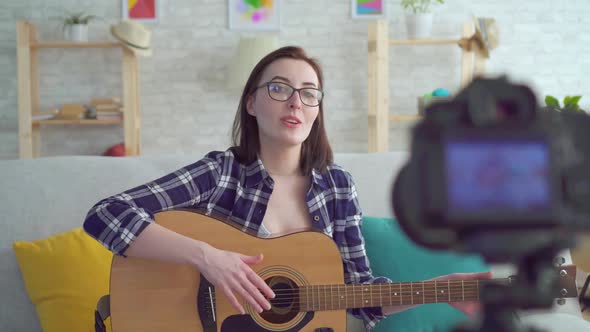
[351,0,386,19]
[228,0,281,31]
[123,0,159,22]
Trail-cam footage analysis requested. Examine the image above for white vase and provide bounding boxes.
[405,13,433,39]
[65,24,88,42]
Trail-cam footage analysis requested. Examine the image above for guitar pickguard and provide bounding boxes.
[220,311,314,332]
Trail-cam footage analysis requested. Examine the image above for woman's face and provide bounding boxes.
[247,58,321,149]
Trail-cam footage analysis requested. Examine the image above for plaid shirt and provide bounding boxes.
[83,149,391,330]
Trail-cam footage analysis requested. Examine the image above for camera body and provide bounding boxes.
[391,75,590,332]
[392,76,590,262]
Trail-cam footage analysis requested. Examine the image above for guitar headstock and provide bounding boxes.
[506,264,578,300]
[555,264,578,299]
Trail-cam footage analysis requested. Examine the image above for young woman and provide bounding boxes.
[83,46,490,330]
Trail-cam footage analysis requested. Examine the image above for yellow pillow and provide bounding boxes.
[13,228,113,332]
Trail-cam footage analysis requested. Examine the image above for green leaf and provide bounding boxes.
[565,95,582,108]
[545,95,560,108]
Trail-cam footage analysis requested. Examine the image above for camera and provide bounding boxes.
[391,76,590,331]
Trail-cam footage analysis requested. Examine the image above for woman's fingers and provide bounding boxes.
[201,249,276,315]
[246,268,276,300]
[241,271,272,311]
[220,283,245,315]
[229,278,265,313]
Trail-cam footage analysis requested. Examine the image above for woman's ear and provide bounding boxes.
[246,95,256,117]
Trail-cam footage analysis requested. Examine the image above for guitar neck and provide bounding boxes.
[297,279,508,311]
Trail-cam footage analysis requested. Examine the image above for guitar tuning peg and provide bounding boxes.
[556,298,566,305]
[553,256,565,267]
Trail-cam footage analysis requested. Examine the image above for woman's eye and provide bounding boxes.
[302,91,315,98]
[270,85,284,93]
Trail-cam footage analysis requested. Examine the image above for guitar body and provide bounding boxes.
[109,209,580,331]
[110,210,347,332]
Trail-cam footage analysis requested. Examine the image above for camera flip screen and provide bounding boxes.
[445,140,551,216]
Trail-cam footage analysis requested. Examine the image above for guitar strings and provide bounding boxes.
[200,289,482,308]
[198,276,569,311]
[268,281,484,293]
[200,292,482,307]
[200,292,482,313]
[202,285,483,297]
[255,279,486,294]
[199,280,497,311]
[201,280,485,301]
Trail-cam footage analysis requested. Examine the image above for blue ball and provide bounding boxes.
[432,88,450,97]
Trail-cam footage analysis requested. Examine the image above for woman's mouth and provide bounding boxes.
[280,116,302,128]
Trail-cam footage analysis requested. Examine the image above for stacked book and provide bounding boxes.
[90,98,123,120]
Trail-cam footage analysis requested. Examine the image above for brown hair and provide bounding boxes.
[231,46,333,175]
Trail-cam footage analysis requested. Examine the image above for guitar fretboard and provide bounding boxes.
[296,279,505,311]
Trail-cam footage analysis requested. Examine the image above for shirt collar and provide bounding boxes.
[243,155,330,190]
[244,155,271,188]
[311,168,330,190]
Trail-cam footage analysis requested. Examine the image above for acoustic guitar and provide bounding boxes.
[109,210,578,332]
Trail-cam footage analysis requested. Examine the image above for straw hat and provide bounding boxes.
[458,17,499,59]
[110,20,152,57]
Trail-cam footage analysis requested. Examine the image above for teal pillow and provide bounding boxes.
[361,216,489,332]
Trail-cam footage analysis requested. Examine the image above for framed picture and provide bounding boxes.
[351,0,386,19]
[122,0,159,22]
[228,0,281,31]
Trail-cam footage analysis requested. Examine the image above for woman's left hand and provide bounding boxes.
[429,271,493,318]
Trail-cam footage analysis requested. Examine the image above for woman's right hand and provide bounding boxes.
[198,245,276,315]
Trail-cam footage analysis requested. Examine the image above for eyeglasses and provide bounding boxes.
[256,81,324,107]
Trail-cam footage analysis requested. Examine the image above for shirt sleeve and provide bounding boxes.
[340,171,392,331]
[82,152,221,256]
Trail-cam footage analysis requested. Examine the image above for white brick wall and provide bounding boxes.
[1,0,588,159]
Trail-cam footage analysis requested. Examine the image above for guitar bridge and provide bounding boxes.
[197,274,217,332]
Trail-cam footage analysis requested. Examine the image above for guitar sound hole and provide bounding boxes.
[260,276,299,324]
[271,281,293,309]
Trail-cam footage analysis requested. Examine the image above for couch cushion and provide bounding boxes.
[13,228,112,332]
[362,216,489,332]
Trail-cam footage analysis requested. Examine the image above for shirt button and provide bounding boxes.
[313,215,320,222]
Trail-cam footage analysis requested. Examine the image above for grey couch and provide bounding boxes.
[1,151,589,331]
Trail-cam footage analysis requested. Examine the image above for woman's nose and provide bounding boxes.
[288,91,302,109]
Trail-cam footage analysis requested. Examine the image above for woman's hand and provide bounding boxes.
[198,245,276,315]
[429,271,493,318]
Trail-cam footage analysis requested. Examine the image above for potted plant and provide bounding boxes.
[545,95,586,113]
[61,11,99,42]
[401,0,444,39]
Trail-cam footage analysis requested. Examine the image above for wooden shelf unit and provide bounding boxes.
[367,20,487,152]
[16,20,141,158]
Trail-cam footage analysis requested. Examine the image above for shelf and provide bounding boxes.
[17,20,141,159]
[32,41,121,49]
[389,39,460,46]
[368,20,483,152]
[33,118,123,125]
